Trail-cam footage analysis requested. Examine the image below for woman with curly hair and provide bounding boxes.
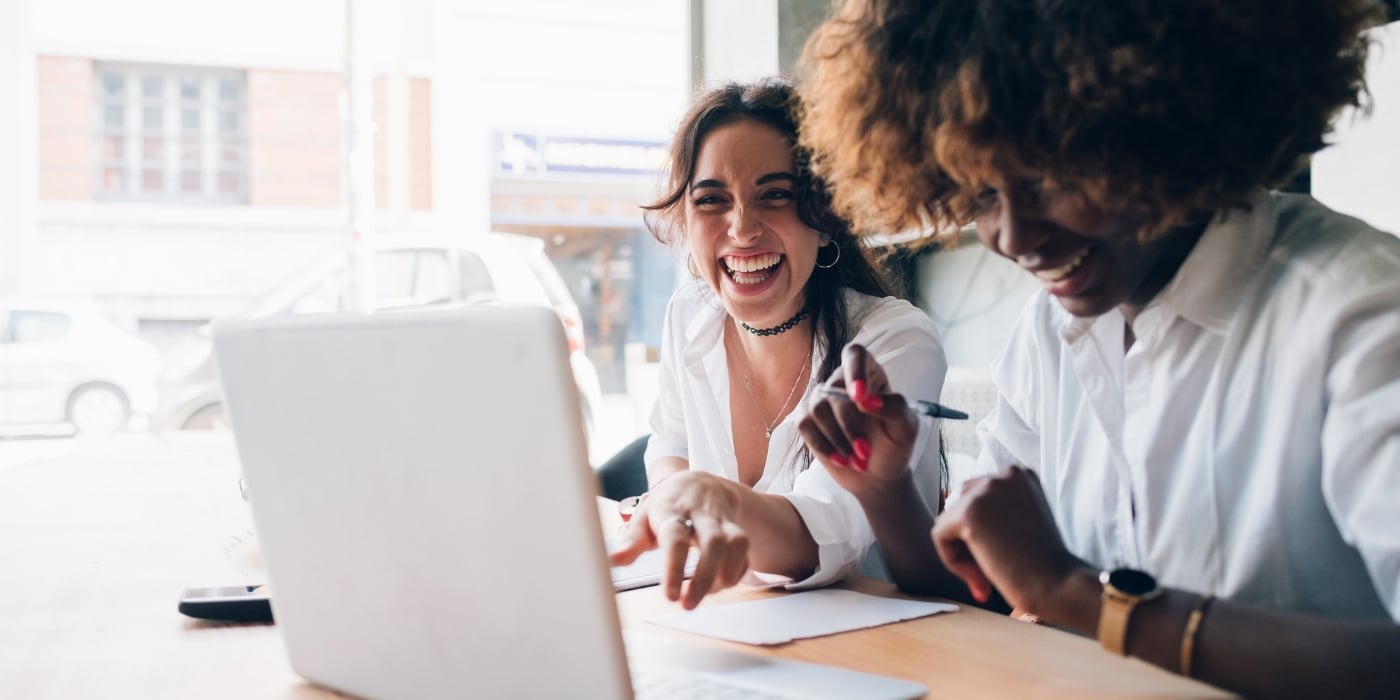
[609,78,947,609]
[796,0,1400,696]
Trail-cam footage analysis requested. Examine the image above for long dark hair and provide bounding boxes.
[643,78,898,386]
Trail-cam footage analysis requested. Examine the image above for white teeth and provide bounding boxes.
[1034,249,1089,282]
[723,253,782,274]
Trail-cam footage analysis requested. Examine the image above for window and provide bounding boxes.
[458,251,496,303]
[96,64,248,203]
[374,250,453,309]
[4,311,72,344]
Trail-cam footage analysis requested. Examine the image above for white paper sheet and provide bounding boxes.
[607,539,699,592]
[646,588,958,645]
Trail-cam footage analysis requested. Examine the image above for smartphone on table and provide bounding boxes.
[178,585,273,623]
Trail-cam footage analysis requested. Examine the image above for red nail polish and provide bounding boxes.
[852,438,871,461]
[829,453,850,468]
[850,380,867,401]
[862,395,884,411]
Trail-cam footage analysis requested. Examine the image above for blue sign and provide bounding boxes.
[496,131,667,179]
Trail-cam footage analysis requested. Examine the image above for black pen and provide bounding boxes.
[817,386,970,420]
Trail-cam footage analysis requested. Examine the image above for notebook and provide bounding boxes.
[214,307,926,700]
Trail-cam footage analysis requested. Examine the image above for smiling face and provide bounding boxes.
[685,119,823,328]
[973,180,1201,321]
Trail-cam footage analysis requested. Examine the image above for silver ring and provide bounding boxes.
[663,515,694,534]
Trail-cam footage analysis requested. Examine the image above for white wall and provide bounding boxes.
[432,0,690,235]
[0,0,37,297]
[700,0,779,85]
[1313,21,1400,236]
[915,239,1039,369]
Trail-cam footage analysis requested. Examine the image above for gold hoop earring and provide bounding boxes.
[815,242,841,269]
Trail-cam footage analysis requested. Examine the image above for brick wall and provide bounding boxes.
[409,77,432,211]
[37,56,92,201]
[372,75,433,212]
[247,69,341,207]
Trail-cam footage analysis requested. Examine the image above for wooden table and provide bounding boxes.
[0,433,1231,698]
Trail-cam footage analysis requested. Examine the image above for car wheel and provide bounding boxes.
[67,384,131,435]
[182,403,229,431]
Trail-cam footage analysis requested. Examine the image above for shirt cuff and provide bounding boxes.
[754,491,870,589]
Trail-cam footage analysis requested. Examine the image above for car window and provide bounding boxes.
[374,249,452,309]
[5,310,73,343]
[458,251,496,303]
[288,264,351,315]
[522,250,576,309]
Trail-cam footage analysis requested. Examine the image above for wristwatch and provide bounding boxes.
[1098,568,1163,655]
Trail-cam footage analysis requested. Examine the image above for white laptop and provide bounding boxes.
[214,307,926,700]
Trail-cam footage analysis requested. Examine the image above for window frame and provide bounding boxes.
[94,63,249,204]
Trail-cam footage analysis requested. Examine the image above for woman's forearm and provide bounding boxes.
[1037,570,1400,699]
[855,473,981,603]
[646,456,689,489]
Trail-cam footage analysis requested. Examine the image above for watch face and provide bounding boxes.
[1106,568,1158,596]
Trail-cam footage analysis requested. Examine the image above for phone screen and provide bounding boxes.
[185,585,265,601]
[179,585,273,622]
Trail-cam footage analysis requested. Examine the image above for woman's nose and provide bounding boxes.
[728,205,762,243]
[993,195,1047,260]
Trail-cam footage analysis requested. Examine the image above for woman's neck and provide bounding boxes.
[727,316,814,372]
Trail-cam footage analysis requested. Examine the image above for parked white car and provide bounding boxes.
[0,301,162,434]
[155,232,603,438]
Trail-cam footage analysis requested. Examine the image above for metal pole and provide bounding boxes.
[343,0,376,311]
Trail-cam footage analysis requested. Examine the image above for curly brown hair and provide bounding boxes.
[798,0,1382,240]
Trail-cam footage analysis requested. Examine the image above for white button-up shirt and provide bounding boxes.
[647,283,945,588]
[977,191,1400,620]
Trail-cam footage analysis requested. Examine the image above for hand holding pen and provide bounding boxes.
[798,343,942,479]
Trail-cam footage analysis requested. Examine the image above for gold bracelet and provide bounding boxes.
[1180,594,1214,678]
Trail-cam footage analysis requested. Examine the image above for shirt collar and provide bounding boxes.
[682,285,728,370]
[1152,190,1276,335]
[1057,190,1277,341]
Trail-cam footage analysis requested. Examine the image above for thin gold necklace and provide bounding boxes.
[742,346,813,439]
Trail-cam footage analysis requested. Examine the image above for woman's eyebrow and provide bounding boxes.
[756,172,796,185]
[690,178,725,193]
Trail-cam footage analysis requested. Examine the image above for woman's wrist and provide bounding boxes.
[1034,565,1102,633]
[849,468,919,509]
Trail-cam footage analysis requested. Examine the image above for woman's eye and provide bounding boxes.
[974,187,999,211]
[760,189,793,202]
[693,194,725,207]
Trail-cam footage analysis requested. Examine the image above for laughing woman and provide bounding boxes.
[608,79,945,608]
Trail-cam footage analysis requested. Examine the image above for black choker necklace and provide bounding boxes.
[739,307,809,337]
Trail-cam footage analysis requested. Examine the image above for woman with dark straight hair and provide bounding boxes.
[610,78,947,609]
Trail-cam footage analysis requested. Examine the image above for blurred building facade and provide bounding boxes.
[10,0,689,393]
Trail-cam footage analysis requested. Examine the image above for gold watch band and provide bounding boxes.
[1098,569,1164,656]
[1097,590,1140,655]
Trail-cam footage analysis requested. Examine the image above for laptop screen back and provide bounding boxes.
[215,308,631,699]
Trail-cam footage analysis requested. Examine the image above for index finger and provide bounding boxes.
[841,343,890,405]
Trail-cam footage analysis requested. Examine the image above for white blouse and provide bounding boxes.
[646,283,946,587]
[976,191,1400,620]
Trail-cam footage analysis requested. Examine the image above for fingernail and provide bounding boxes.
[852,438,871,461]
[850,380,867,401]
[974,587,989,603]
[862,395,884,411]
[828,453,850,468]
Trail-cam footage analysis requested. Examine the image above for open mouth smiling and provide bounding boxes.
[722,253,783,285]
